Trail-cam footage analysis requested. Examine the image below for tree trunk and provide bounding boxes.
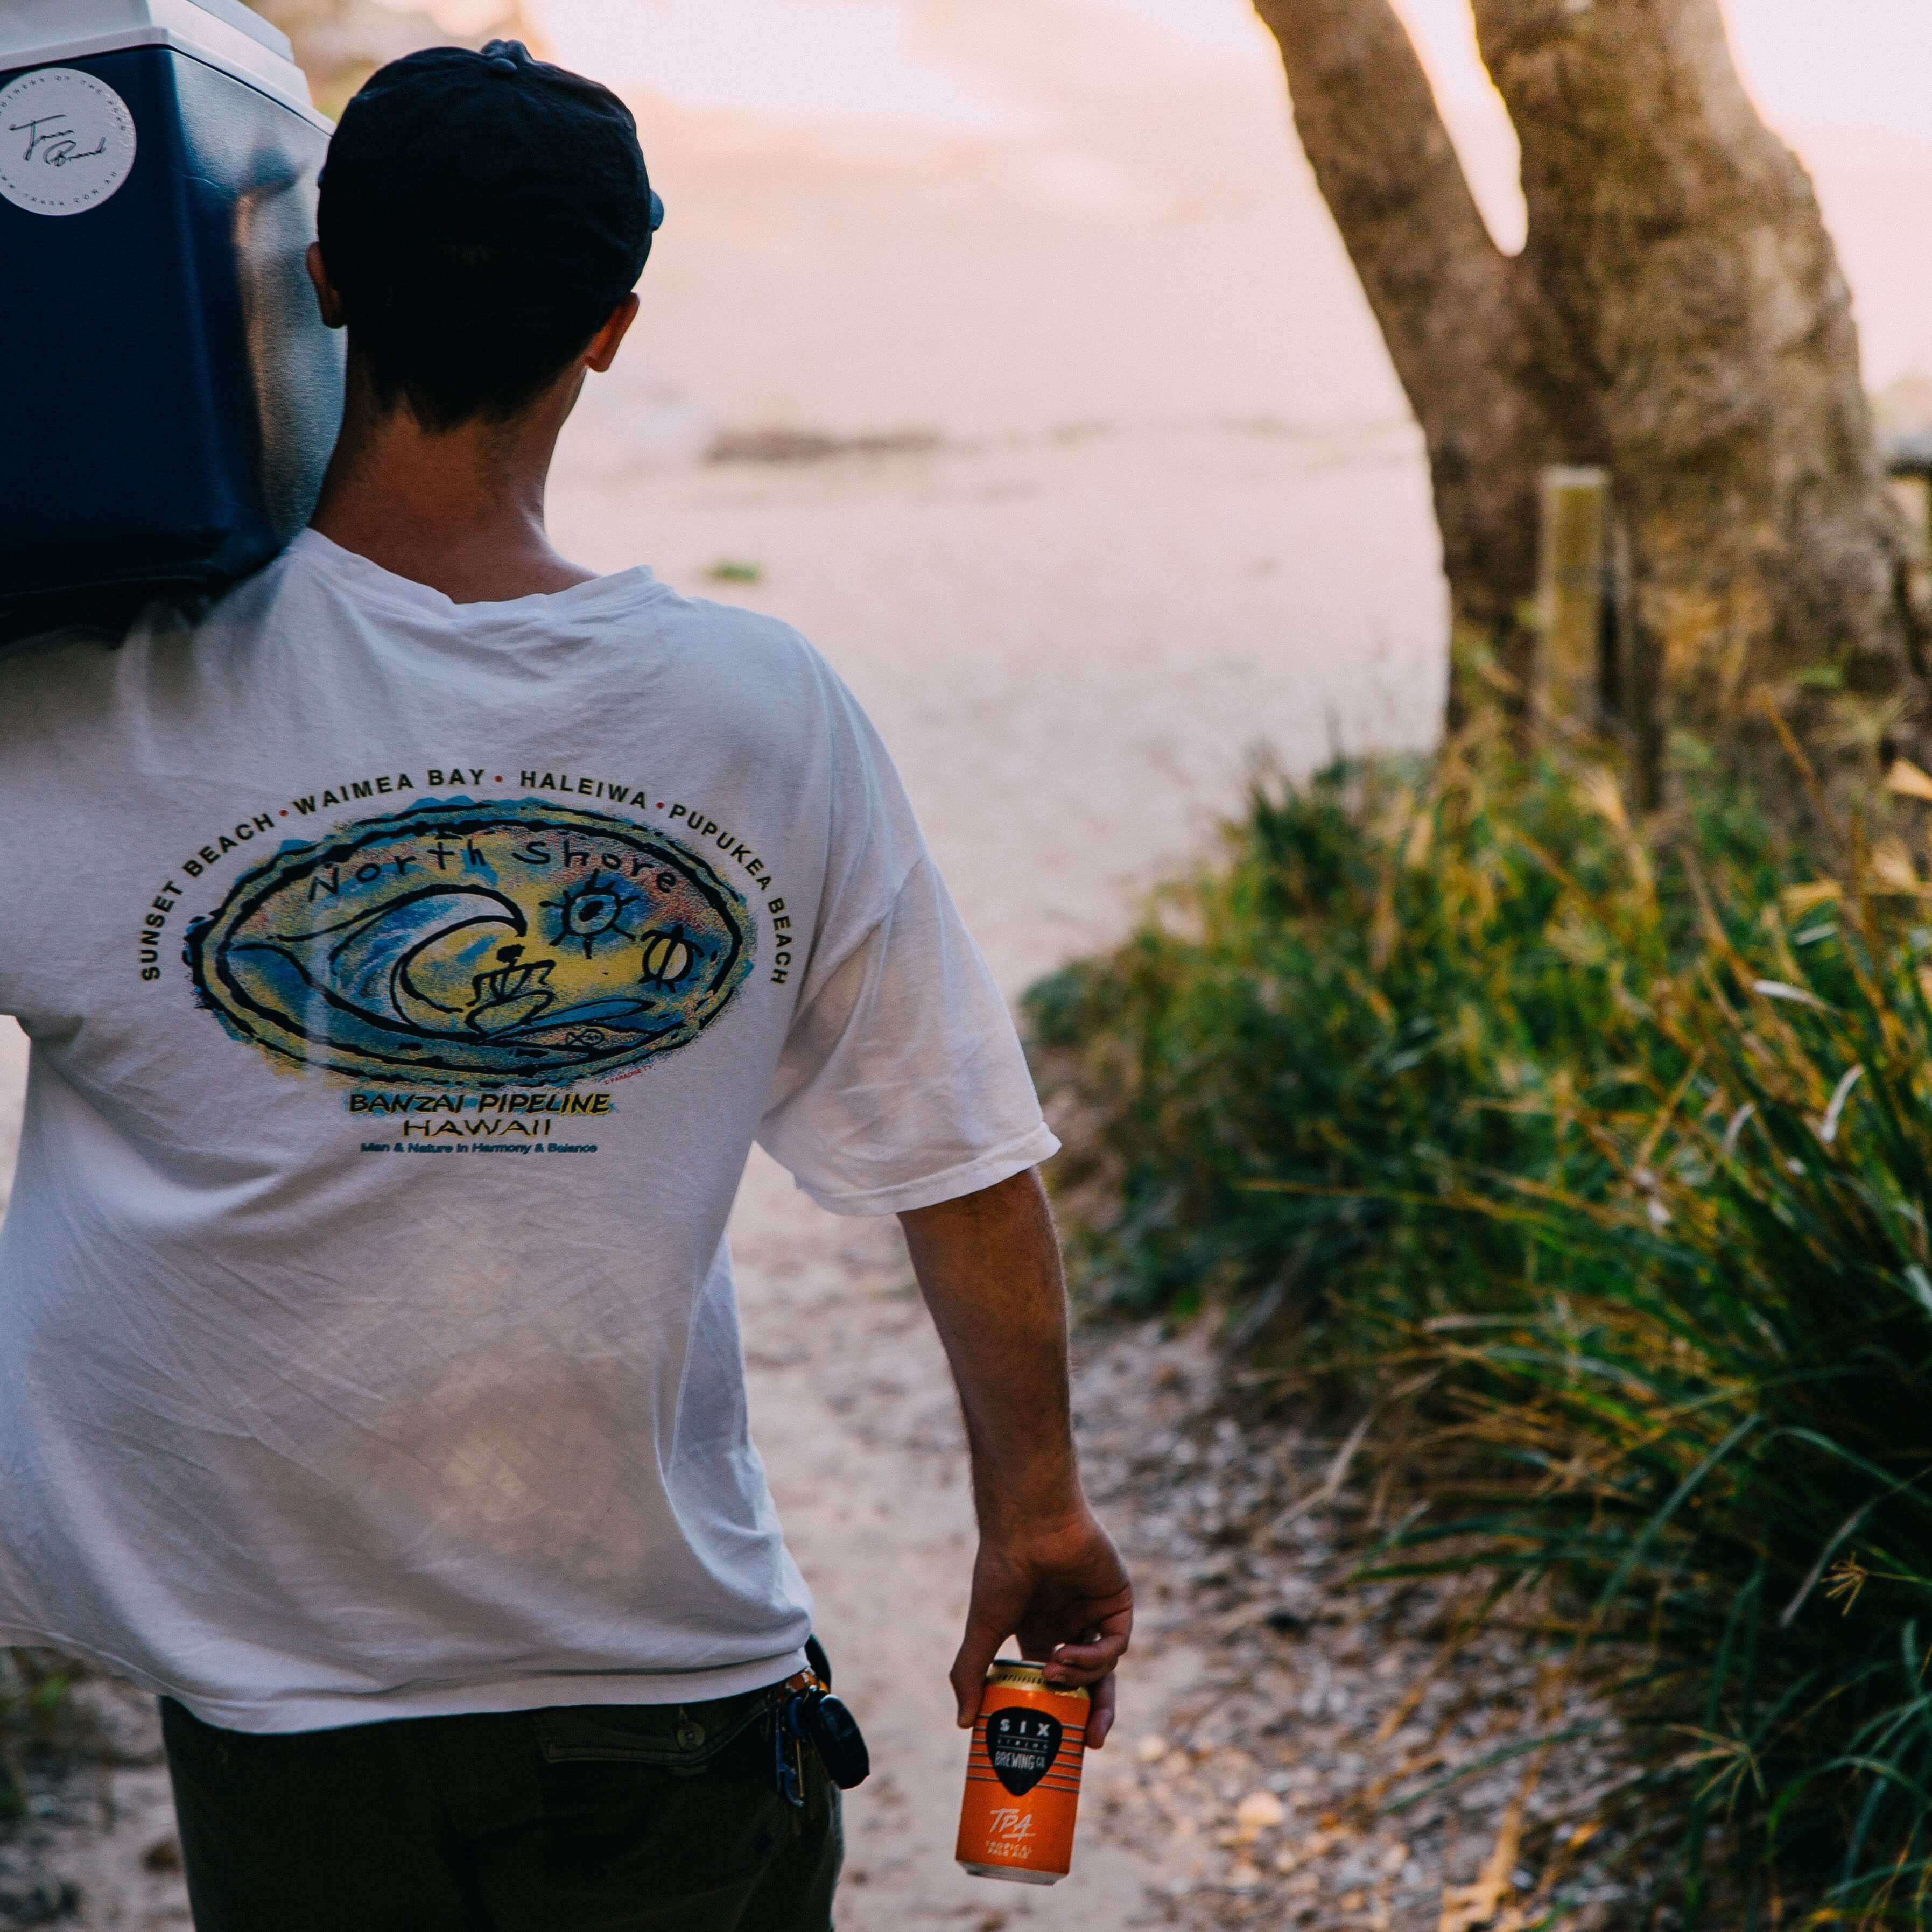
[1253,0,1587,711]
[1254,0,1925,790]
[1476,0,1921,782]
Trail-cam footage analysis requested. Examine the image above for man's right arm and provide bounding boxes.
[898,1168,1132,1747]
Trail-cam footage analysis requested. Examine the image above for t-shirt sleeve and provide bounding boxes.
[755,854,1058,1217]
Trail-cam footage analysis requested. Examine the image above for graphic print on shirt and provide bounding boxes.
[186,799,755,1087]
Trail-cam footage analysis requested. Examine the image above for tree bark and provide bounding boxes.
[1254,0,1924,789]
[1253,0,1586,708]
[1474,0,1919,778]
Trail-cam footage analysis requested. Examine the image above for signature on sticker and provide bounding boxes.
[10,117,107,170]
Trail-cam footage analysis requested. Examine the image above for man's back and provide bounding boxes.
[0,40,1127,1926]
[0,531,1048,1730]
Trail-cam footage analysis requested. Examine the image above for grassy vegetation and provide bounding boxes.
[1027,713,1932,1924]
[1025,711,1788,1342]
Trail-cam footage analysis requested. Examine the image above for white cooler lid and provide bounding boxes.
[0,1,325,127]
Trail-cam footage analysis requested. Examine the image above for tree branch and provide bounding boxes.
[1253,0,1572,682]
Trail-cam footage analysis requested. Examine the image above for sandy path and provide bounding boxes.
[724,1150,1199,1927]
[551,419,1443,1923]
[0,413,1442,1925]
[611,425,1435,1924]
[551,419,1444,985]
[0,27,1452,1908]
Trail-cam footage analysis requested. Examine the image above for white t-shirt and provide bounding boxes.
[0,532,1055,1733]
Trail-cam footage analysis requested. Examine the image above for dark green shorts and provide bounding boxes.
[160,1681,842,1931]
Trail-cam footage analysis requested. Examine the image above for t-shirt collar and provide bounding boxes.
[286,527,659,630]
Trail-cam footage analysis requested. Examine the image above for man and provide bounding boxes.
[0,41,1129,1931]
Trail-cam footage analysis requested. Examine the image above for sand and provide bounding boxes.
[15,3,1932,1915]
[0,12,1456,1912]
[0,402,1441,1924]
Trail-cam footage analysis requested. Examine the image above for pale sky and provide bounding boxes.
[489,0,1932,396]
[519,0,1932,142]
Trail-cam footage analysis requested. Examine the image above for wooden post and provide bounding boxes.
[1534,465,1610,734]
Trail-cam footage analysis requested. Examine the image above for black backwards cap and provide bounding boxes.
[317,39,664,336]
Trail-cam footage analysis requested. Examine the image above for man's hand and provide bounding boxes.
[898,1170,1133,1753]
[952,1507,1133,1749]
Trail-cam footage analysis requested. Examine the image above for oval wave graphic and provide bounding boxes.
[187,800,756,1087]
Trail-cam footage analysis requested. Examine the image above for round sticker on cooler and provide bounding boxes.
[0,67,137,216]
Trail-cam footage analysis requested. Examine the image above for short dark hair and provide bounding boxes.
[339,248,617,432]
[317,41,658,431]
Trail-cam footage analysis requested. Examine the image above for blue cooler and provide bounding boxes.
[0,0,343,632]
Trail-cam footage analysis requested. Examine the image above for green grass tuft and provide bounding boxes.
[1026,713,1789,1343]
[1028,713,1932,1923]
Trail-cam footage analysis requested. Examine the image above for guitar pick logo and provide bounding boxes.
[985,1708,1063,1796]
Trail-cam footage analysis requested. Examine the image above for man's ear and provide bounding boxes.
[307,243,348,329]
[584,292,641,375]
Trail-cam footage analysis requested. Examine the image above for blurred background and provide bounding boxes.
[258,0,1932,973]
[9,4,1932,1926]
[12,0,1932,1218]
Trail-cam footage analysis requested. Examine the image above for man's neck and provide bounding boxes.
[307,371,597,605]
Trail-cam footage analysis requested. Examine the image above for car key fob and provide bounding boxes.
[800,1691,870,1789]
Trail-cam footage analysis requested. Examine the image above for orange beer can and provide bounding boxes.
[956,1659,1090,1886]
